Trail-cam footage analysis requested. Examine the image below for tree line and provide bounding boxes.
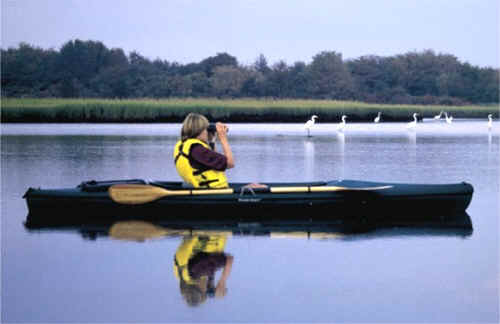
[1,39,498,104]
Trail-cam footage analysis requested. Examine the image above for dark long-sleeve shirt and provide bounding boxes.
[189,143,227,171]
[188,252,228,279]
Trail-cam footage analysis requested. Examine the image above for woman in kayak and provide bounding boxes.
[174,113,266,189]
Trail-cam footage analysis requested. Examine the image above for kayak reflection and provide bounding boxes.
[25,211,474,240]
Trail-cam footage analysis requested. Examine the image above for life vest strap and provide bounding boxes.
[199,179,219,187]
[174,142,189,165]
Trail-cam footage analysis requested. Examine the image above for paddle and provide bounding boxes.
[109,183,392,205]
[108,221,233,241]
[108,184,233,204]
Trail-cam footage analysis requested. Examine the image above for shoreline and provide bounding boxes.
[1,98,498,123]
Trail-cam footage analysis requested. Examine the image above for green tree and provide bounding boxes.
[241,70,266,97]
[188,72,211,97]
[348,55,392,102]
[266,60,292,98]
[253,54,271,75]
[89,65,133,98]
[210,66,248,97]
[1,43,58,97]
[57,40,106,82]
[200,53,238,77]
[169,75,193,97]
[306,51,355,99]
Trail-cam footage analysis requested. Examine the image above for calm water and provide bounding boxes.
[2,121,499,323]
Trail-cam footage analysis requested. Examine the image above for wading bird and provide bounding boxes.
[337,115,347,132]
[304,115,318,137]
[406,113,418,129]
[374,112,382,123]
[488,114,493,130]
[434,111,444,120]
[444,112,453,124]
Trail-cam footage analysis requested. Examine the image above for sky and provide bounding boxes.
[1,0,499,68]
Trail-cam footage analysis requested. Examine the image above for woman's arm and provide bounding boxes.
[215,255,234,298]
[190,145,228,170]
[216,123,235,169]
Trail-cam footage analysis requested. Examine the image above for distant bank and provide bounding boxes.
[1,98,497,123]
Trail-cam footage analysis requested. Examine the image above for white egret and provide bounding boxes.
[434,111,444,120]
[406,113,418,129]
[488,114,493,130]
[304,115,318,137]
[444,112,453,124]
[374,112,382,123]
[336,115,347,132]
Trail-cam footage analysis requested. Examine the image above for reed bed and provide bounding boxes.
[1,98,497,123]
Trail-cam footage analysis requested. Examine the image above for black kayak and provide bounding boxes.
[24,179,474,226]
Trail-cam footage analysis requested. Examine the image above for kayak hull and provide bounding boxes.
[24,179,474,227]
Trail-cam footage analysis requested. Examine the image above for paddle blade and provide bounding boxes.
[108,184,187,204]
[109,221,171,241]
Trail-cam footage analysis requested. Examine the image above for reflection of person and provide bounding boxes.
[173,113,267,189]
[174,236,233,307]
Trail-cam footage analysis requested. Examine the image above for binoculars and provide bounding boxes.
[207,123,217,134]
[207,123,228,134]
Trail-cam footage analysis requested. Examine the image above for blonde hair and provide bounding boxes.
[181,113,209,141]
[180,280,208,307]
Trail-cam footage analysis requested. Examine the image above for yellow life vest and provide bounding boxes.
[173,138,228,188]
[173,236,227,284]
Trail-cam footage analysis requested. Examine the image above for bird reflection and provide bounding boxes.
[406,129,417,170]
[488,131,493,157]
[304,140,315,179]
[337,131,345,179]
[406,129,416,146]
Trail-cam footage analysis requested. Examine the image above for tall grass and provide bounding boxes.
[1,98,497,123]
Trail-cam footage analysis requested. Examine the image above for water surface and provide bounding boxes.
[2,121,499,323]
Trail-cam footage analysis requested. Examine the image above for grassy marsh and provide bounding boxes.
[1,98,497,123]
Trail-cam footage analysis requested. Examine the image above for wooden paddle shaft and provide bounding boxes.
[108,184,393,205]
[270,185,392,193]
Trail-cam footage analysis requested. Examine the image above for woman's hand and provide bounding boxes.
[215,122,234,168]
[216,122,229,139]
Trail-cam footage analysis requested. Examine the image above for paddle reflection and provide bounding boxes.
[108,221,172,242]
